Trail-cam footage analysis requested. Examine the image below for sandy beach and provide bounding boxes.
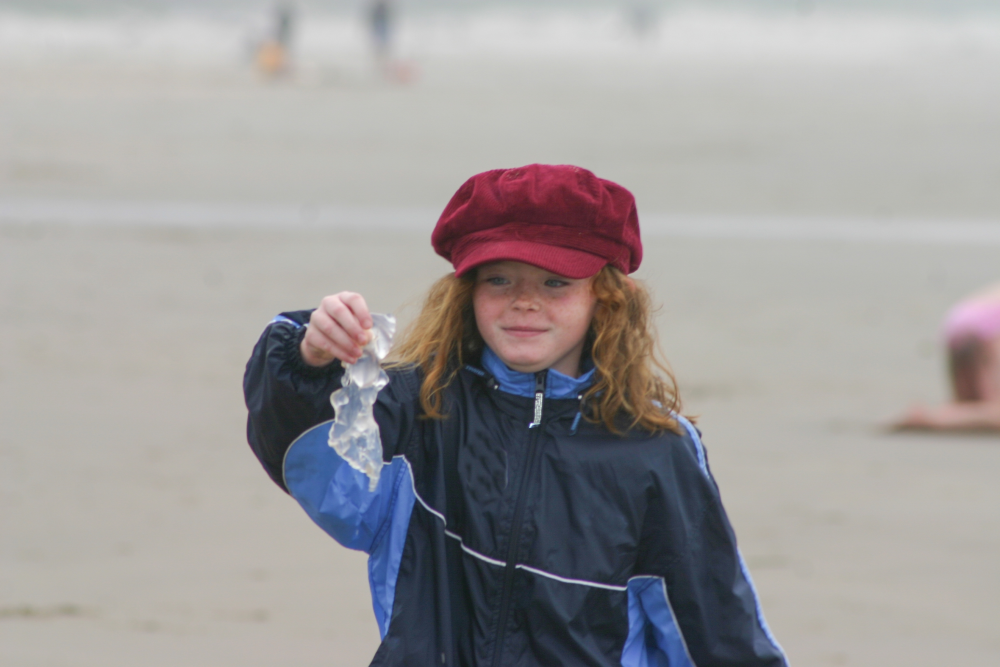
[2,14,1000,666]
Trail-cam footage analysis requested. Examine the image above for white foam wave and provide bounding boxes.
[1,9,999,67]
[0,13,248,66]
[3,197,1000,246]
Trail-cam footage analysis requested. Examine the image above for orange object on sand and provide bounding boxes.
[256,40,288,77]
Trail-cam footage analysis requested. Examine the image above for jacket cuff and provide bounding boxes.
[284,323,343,379]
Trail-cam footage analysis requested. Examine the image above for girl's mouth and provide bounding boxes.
[503,327,546,337]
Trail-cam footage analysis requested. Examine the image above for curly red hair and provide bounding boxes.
[388,266,683,434]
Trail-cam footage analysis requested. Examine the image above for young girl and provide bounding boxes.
[244,164,788,667]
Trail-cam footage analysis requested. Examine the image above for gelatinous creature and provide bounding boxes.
[328,313,396,490]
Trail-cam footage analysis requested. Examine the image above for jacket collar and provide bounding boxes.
[481,346,595,400]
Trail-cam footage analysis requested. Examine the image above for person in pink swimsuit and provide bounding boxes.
[895,283,1000,431]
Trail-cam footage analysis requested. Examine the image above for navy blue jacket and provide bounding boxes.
[244,311,789,667]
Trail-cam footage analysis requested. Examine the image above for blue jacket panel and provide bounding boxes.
[283,426,415,637]
[245,311,789,667]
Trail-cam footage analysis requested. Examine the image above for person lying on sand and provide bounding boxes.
[895,283,1000,431]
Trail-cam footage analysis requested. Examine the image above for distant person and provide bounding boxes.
[628,3,656,39]
[369,0,393,63]
[255,3,295,78]
[367,0,415,83]
[895,283,1000,431]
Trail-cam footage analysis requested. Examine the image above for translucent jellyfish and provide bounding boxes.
[328,313,396,491]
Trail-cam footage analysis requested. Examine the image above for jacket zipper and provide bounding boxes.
[490,370,546,667]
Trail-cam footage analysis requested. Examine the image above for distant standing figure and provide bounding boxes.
[895,283,1000,431]
[628,3,656,39]
[256,3,296,78]
[367,0,415,83]
[369,0,393,62]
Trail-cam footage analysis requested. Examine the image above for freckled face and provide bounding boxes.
[473,261,598,378]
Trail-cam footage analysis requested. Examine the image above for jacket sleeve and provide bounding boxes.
[631,416,789,667]
[243,309,422,490]
[243,311,344,491]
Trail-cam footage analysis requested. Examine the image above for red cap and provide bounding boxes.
[431,164,642,279]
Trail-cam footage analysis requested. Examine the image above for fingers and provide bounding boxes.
[303,316,360,365]
[338,292,374,335]
[300,292,373,367]
[321,292,372,345]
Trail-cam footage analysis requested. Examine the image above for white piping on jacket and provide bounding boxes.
[397,455,632,592]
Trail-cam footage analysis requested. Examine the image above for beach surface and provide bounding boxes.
[2,20,1000,666]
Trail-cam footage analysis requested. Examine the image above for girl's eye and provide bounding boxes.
[545,279,568,288]
[486,276,508,286]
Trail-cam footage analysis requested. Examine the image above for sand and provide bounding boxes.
[3,53,1000,218]
[2,46,1000,666]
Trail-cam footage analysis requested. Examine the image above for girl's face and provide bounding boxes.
[473,261,597,378]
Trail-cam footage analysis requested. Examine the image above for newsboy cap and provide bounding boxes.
[431,164,642,279]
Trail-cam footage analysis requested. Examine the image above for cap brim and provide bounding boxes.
[454,240,607,279]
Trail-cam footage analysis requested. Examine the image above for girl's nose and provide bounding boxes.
[511,286,541,311]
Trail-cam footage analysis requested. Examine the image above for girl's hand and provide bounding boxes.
[300,292,374,367]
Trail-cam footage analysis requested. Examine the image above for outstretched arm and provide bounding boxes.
[243,310,344,490]
[244,292,379,489]
[893,400,1000,432]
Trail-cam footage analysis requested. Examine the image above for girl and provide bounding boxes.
[244,164,788,666]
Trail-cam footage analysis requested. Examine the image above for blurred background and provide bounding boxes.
[2,1,999,666]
